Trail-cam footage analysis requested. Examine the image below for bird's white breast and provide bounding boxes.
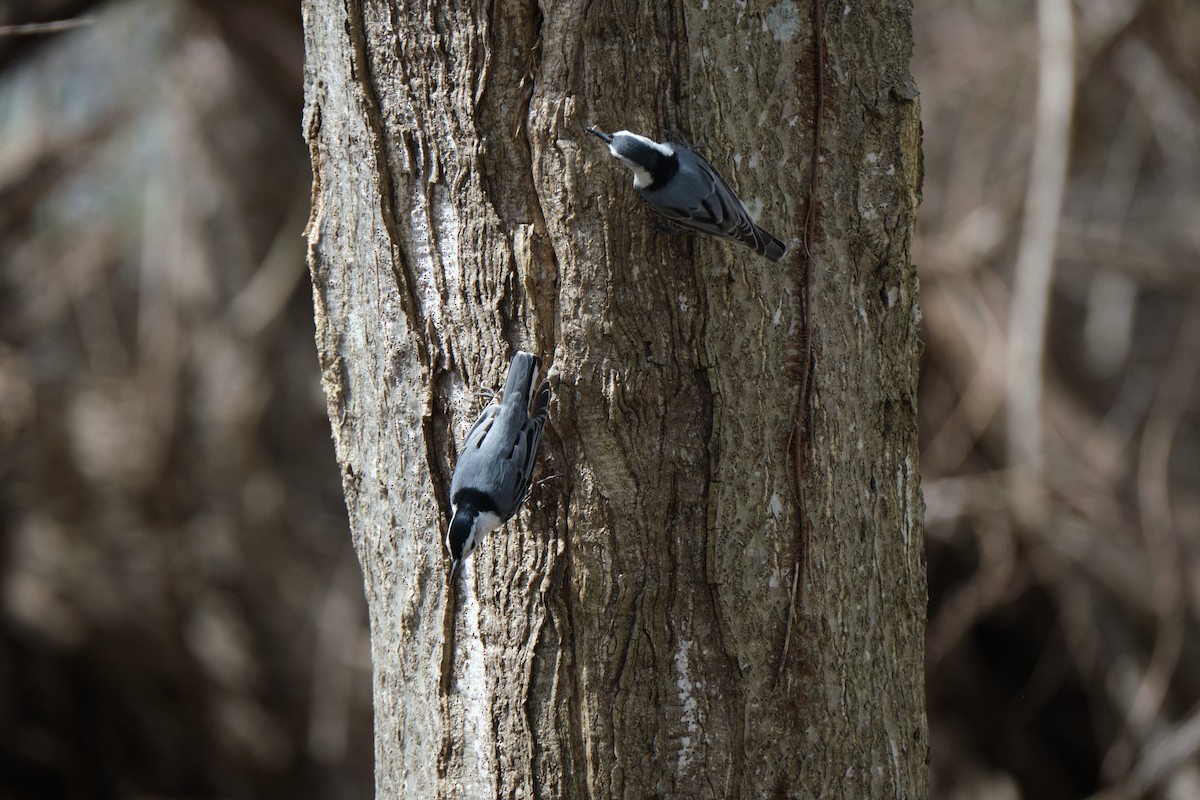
[625,160,654,189]
[476,509,505,538]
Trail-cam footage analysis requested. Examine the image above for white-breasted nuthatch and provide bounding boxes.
[445,351,551,578]
[586,127,788,262]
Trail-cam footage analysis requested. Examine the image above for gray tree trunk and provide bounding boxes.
[302,0,927,798]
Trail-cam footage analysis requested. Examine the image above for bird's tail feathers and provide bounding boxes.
[762,233,787,262]
[754,225,788,262]
[503,351,541,408]
[530,379,552,424]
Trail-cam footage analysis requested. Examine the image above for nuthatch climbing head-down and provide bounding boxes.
[446,351,551,578]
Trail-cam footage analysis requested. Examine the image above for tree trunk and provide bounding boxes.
[302,0,926,797]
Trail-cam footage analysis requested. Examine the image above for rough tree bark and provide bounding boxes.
[302,0,926,797]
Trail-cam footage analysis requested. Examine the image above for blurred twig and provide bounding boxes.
[0,17,94,36]
[1006,0,1075,514]
[1124,706,1200,798]
[229,198,311,338]
[1102,288,1200,784]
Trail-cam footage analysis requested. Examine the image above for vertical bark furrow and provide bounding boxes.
[344,0,429,369]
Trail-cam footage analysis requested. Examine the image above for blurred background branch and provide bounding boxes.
[1006,0,1074,519]
[0,17,95,36]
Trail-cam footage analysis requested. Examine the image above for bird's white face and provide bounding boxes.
[617,157,654,189]
[446,506,506,565]
[472,509,504,542]
[609,131,674,189]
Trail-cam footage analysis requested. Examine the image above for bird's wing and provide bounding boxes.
[449,398,502,498]
[461,396,502,450]
[650,152,786,260]
[499,380,551,517]
[451,380,550,519]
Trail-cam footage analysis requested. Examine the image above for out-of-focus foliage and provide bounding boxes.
[0,2,371,799]
[918,0,1200,798]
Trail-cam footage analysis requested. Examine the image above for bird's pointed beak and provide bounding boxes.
[585,126,612,144]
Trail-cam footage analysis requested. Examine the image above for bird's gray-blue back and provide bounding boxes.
[449,352,547,520]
